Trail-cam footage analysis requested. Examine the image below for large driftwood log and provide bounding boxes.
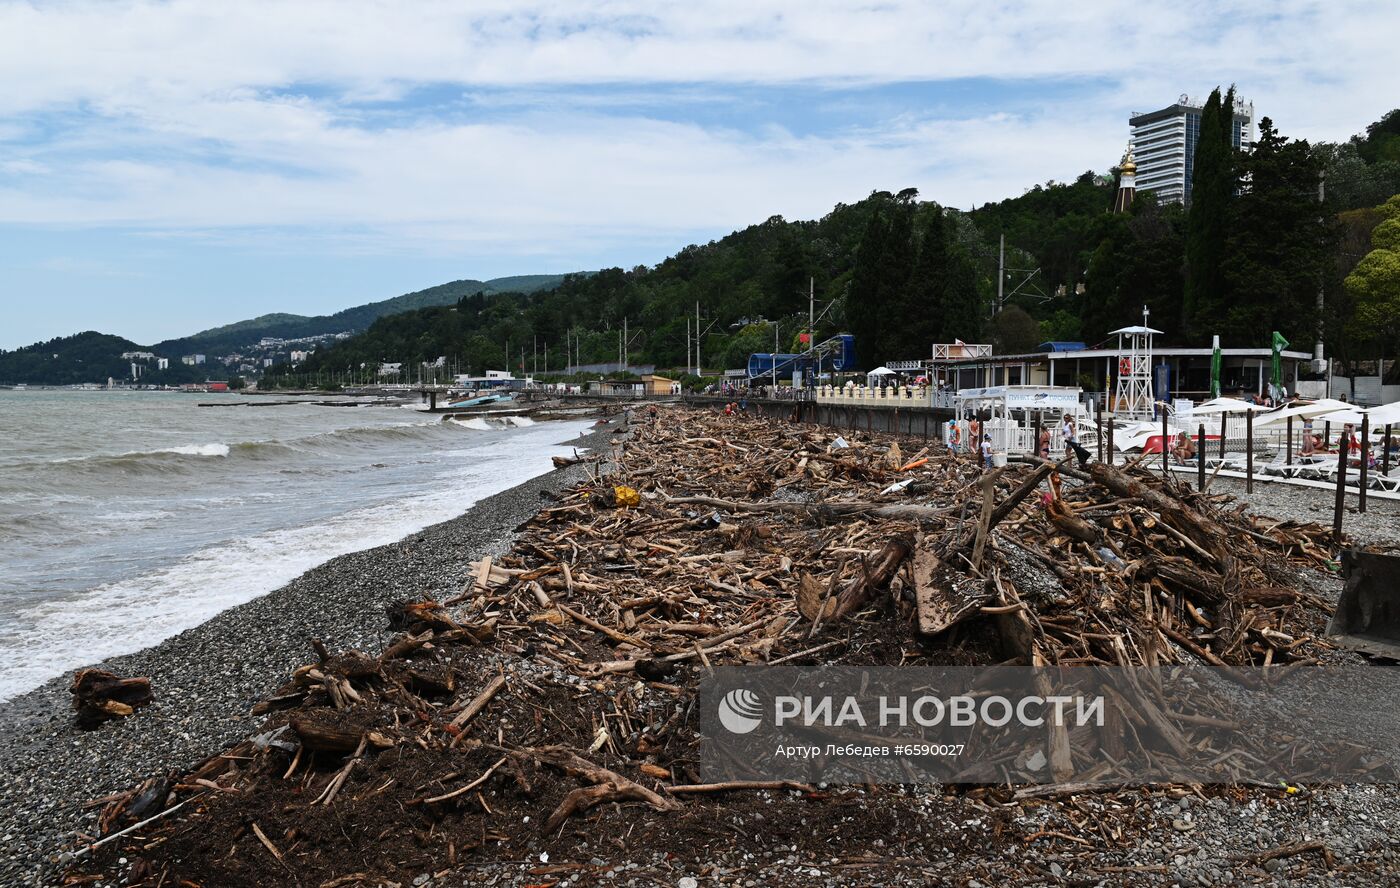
[386,598,461,633]
[1086,463,1233,570]
[70,669,153,726]
[829,534,916,619]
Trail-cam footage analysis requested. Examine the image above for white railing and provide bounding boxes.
[815,384,933,407]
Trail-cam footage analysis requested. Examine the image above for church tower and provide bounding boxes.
[1112,145,1137,213]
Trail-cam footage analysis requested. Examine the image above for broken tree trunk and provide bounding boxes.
[828,534,916,620]
[70,669,153,726]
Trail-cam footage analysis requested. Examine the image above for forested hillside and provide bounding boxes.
[154,275,568,357]
[11,106,1399,387]
[272,101,1400,387]
[0,332,203,386]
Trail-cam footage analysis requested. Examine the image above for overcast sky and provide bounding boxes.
[1,0,1395,348]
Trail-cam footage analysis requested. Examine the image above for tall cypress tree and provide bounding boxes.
[940,243,984,344]
[907,207,950,345]
[1183,86,1237,337]
[875,197,917,360]
[1225,118,1334,345]
[848,206,891,368]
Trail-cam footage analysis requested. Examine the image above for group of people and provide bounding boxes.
[1297,421,1395,469]
[953,413,1091,470]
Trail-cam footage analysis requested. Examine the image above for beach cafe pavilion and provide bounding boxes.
[932,342,1314,405]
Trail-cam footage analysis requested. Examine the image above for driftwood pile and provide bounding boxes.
[66,404,1359,885]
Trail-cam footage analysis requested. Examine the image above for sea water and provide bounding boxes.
[0,390,592,699]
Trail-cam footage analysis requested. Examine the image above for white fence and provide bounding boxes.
[815,384,933,406]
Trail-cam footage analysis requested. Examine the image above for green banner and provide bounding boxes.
[1210,335,1221,399]
[1271,331,1290,395]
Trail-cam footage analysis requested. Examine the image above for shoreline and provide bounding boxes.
[0,412,620,884]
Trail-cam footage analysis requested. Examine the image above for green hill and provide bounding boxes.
[155,274,569,356]
[0,331,202,386]
[0,275,571,384]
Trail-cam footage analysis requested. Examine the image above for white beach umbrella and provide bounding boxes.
[1312,408,1369,426]
[1188,397,1268,415]
[1252,398,1354,427]
[1361,401,1400,428]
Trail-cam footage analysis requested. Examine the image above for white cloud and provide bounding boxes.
[0,0,1393,259]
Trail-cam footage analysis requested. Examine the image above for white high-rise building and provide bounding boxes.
[1129,94,1254,205]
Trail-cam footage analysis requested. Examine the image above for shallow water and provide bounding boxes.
[0,390,591,699]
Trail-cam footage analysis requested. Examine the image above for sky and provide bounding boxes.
[1,1,1396,349]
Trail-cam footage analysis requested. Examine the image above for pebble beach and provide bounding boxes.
[0,416,620,886]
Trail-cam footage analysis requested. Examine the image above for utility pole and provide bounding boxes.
[772,321,779,388]
[685,316,691,378]
[695,301,701,376]
[623,317,628,371]
[997,233,1005,314]
[808,276,815,341]
[1313,169,1327,375]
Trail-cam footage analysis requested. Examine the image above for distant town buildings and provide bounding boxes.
[1129,94,1254,204]
[289,350,310,363]
[120,351,156,361]
[182,354,207,366]
[157,357,169,370]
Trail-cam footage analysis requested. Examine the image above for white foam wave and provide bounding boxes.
[160,443,231,457]
[0,420,594,700]
[449,417,494,431]
[506,416,536,426]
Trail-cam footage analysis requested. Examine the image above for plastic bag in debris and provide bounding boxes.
[882,478,914,495]
[1096,547,1126,569]
[251,724,298,753]
[613,485,641,508]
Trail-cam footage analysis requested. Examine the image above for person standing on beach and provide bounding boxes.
[980,434,993,469]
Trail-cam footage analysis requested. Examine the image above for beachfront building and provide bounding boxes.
[1130,94,1254,204]
[452,370,525,391]
[931,340,1310,409]
[593,374,676,398]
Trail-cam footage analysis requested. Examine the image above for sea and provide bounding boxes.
[0,390,594,700]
